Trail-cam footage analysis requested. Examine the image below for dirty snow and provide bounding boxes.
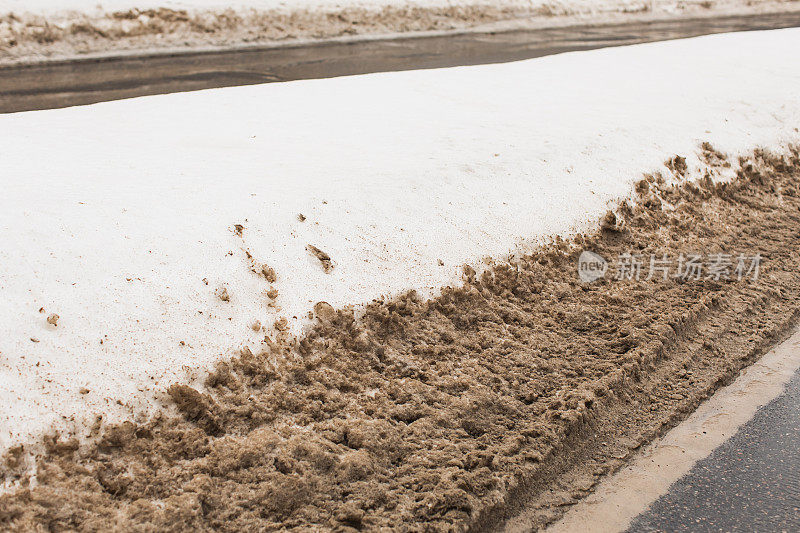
[0,0,720,15]
[2,0,795,18]
[2,28,800,454]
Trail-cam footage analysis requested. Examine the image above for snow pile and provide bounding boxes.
[0,0,791,17]
[2,28,800,454]
[0,1,677,15]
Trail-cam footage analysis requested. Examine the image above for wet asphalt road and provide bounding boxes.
[2,12,800,113]
[627,368,800,532]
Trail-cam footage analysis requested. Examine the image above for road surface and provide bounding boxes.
[2,12,800,113]
[628,367,800,532]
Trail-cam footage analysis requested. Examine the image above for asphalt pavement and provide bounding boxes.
[628,368,800,532]
[2,12,800,113]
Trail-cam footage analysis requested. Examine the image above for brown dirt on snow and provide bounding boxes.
[3,145,800,531]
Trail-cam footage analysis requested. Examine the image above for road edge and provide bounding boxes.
[543,325,800,533]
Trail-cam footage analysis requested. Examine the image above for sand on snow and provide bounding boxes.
[1,27,800,455]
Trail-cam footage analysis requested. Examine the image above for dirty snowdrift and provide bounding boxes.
[2,0,800,64]
[2,27,800,463]
[4,144,800,530]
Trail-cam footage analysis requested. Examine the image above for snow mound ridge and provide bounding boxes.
[1,27,800,456]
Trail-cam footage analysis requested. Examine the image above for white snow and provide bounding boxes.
[2,28,800,454]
